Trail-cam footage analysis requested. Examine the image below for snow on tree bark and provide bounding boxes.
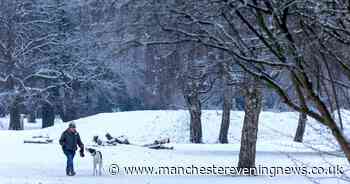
[238,80,262,170]
[185,92,202,144]
[219,63,233,144]
[42,101,55,128]
[294,112,307,143]
[9,96,22,130]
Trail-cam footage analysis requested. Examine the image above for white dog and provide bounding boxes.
[86,148,103,176]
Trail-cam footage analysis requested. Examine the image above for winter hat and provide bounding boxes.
[68,121,76,128]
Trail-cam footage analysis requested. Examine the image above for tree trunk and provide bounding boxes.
[42,101,55,128]
[185,93,202,143]
[238,83,262,170]
[294,112,307,142]
[330,122,350,163]
[58,102,77,122]
[57,104,69,122]
[9,96,23,130]
[292,78,308,143]
[28,111,36,123]
[219,75,233,143]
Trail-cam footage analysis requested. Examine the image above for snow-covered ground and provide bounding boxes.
[0,110,348,184]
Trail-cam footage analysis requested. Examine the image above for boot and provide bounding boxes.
[66,167,70,176]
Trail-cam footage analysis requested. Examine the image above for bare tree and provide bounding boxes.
[8,95,22,130]
[218,62,233,143]
[238,77,262,170]
[132,0,350,163]
[181,49,216,143]
[294,112,307,143]
[0,0,60,129]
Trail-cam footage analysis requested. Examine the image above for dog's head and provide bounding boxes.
[86,148,96,155]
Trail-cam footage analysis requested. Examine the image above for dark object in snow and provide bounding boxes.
[142,138,173,150]
[32,135,50,139]
[24,135,53,144]
[105,133,130,145]
[24,139,53,144]
[153,138,170,145]
[105,133,173,150]
[105,133,113,140]
[145,143,174,150]
[93,136,104,146]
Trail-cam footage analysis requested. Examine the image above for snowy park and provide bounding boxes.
[1,0,350,184]
[0,110,348,183]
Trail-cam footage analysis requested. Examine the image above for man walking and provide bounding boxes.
[59,122,84,176]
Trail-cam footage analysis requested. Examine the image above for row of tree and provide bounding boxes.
[123,0,350,168]
[1,0,350,169]
[0,0,136,129]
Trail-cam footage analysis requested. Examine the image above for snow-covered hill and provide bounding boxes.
[0,110,348,184]
[0,110,345,150]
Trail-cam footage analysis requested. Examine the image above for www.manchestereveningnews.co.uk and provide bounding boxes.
[108,164,344,177]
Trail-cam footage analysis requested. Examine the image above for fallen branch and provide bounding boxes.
[105,133,130,145]
[91,133,174,150]
[24,139,53,144]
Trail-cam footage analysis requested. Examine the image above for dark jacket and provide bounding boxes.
[59,129,84,151]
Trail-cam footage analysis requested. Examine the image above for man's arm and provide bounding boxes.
[59,132,66,146]
[77,133,84,149]
[78,133,85,157]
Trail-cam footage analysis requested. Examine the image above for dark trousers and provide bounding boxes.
[63,149,76,173]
